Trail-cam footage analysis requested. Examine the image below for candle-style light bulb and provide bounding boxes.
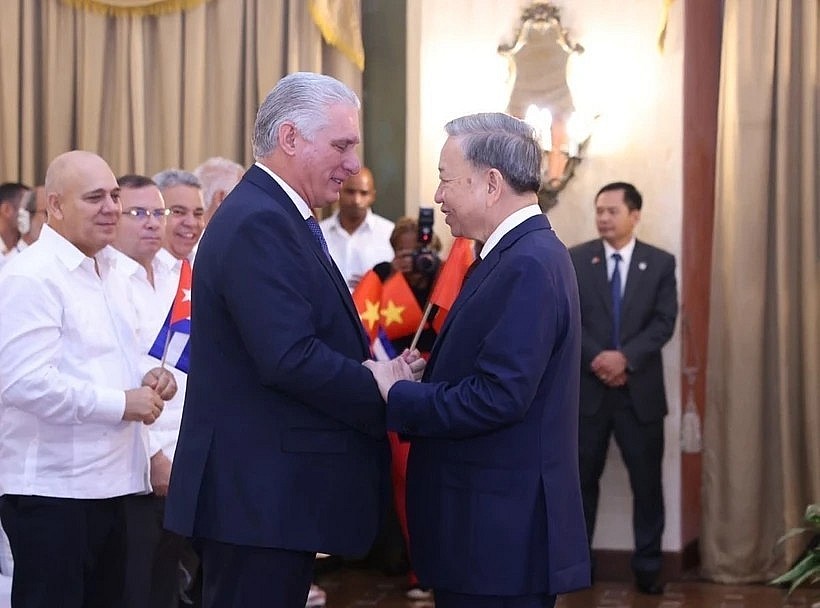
[524,104,553,152]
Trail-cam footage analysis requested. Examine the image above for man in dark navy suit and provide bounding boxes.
[569,182,678,595]
[367,112,591,608]
[164,72,423,608]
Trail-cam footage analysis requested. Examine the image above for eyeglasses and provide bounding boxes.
[122,208,172,219]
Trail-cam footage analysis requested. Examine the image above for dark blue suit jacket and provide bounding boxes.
[569,239,677,423]
[164,165,387,557]
[385,214,591,596]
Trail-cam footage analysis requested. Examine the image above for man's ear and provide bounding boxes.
[278,122,299,157]
[485,168,503,207]
[46,192,63,220]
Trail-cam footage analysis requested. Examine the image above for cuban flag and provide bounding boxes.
[371,326,397,362]
[148,259,192,373]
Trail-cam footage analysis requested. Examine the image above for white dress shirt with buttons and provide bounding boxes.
[0,225,151,498]
[319,209,394,291]
[127,247,192,463]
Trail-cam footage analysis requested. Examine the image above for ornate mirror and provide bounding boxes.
[499,2,589,210]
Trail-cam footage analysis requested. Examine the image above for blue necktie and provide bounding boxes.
[610,253,622,349]
[305,216,331,261]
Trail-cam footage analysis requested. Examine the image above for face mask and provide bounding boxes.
[17,206,30,235]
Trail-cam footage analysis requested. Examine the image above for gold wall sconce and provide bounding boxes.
[499,1,593,210]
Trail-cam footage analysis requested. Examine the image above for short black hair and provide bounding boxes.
[595,182,643,211]
[117,174,157,189]
[0,182,31,205]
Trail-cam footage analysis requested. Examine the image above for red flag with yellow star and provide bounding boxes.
[352,269,383,340]
[380,272,423,341]
[430,237,475,332]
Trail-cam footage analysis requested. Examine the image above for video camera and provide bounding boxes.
[412,207,441,277]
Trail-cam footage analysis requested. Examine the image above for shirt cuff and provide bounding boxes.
[90,387,127,424]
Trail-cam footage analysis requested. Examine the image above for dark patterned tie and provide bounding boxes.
[305,216,331,261]
[611,252,622,349]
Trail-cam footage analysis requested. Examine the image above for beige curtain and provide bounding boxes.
[701,0,819,583]
[0,0,362,183]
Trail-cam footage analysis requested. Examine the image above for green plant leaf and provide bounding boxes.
[770,551,820,594]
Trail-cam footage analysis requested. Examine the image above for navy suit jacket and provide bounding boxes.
[386,214,591,596]
[164,165,387,557]
[569,239,677,422]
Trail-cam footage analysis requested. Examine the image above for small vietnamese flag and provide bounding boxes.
[352,269,383,340]
[429,237,475,332]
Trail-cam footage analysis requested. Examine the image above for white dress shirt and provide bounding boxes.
[602,238,636,297]
[320,209,395,290]
[0,225,151,498]
[480,205,544,259]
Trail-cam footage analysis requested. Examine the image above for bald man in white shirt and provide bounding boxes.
[0,151,176,608]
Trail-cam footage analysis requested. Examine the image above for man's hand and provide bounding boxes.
[400,348,426,381]
[591,350,628,386]
[142,367,177,401]
[363,353,424,401]
[123,386,164,425]
[150,451,173,496]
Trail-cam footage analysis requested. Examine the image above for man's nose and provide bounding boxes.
[433,186,444,204]
[342,154,361,176]
[103,194,121,213]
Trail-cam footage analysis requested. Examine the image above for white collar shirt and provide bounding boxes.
[320,209,395,291]
[603,238,636,297]
[0,238,25,272]
[0,225,151,498]
[480,205,543,260]
[254,162,312,220]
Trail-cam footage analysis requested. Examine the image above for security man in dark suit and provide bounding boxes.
[569,182,678,595]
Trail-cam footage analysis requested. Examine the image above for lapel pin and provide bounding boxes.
[591,256,601,264]
[638,261,647,270]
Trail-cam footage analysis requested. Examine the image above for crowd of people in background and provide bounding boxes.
[0,156,248,607]
[0,70,676,608]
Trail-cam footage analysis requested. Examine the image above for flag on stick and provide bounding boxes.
[352,269,383,340]
[148,259,192,373]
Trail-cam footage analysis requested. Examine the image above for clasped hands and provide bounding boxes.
[591,350,628,387]
[123,367,177,425]
[363,349,426,401]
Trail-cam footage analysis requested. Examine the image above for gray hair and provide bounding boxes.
[252,72,360,159]
[444,112,541,194]
[152,169,201,191]
[193,157,244,212]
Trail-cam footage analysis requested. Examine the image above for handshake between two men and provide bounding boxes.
[363,349,426,401]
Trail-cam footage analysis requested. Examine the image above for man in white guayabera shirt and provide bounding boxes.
[0,150,177,608]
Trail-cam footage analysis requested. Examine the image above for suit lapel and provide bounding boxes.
[246,166,371,355]
[621,240,647,316]
[426,214,548,374]
[590,241,613,319]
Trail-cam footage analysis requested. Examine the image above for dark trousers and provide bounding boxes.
[0,494,127,608]
[434,590,556,607]
[198,538,315,608]
[122,493,194,608]
[579,386,665,576]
